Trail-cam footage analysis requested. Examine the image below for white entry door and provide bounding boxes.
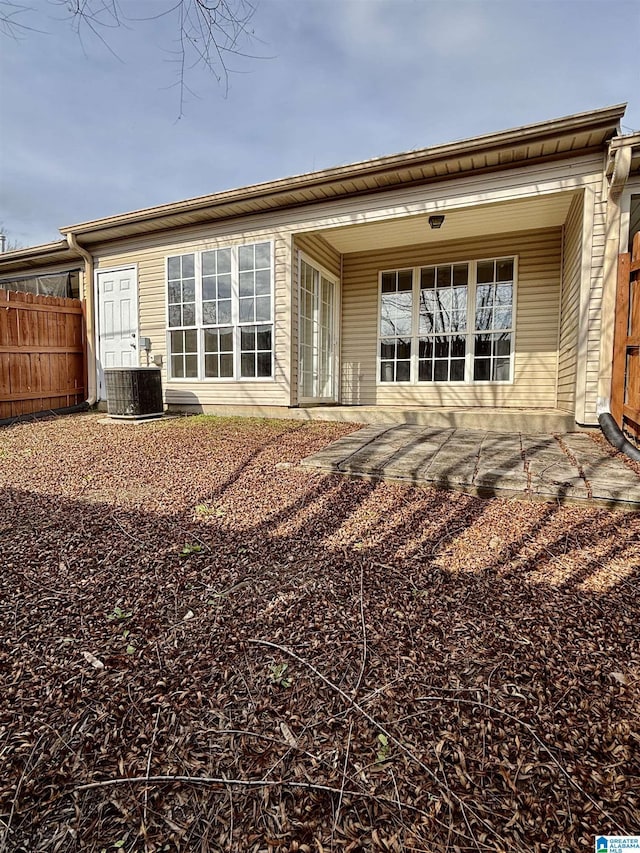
[96,267,139,399]
[299,257,337,403]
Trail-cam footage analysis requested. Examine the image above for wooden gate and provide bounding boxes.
[0,289,85,420]
[612,232,640,440]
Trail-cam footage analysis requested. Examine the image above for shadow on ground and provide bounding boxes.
[1,413,639,852]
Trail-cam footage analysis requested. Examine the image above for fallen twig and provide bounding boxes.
[142,707,161,830]
[333,720,353,837]
[74,774,367,797]
[69,771,477,847]
[353,560,368,697]
[1,736,44,853]
[249,638,495,851]
[414,695,625,833]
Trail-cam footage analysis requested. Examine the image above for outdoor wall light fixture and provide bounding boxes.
[429,215,445,229]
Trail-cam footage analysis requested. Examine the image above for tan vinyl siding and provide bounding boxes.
[86,153,607,416]
[291,234,341,405]
[557,192,583,413]
[294,233,341,278]
[94,224,292,406]
[341,228,562,408]
[581,171,607,423]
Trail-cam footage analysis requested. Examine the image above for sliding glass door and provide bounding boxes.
[299,257,337,403]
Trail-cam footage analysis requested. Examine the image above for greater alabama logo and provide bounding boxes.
[596,837,640,852]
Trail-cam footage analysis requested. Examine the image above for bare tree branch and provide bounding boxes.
[0,1,48,36]
[0,0,267,111]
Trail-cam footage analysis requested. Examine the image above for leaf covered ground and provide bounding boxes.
[1,413,639,853]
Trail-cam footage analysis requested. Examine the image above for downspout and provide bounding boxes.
[598,411,640,462]
[597,142,635,458]
[66,232,97,406]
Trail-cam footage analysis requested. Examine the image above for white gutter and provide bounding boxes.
[597,142,632,413]
[65,232,97,406]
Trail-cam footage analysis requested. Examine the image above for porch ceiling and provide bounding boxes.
[317,191,578,254]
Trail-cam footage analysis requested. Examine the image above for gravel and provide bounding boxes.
[1,412,639,852]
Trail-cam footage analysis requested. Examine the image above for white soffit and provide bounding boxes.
[318,191,578,254]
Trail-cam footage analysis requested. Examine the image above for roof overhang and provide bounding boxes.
[0,240,80,276]
[56,103,626,247]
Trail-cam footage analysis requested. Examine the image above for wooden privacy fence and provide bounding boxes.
[612,231,640,441]
[0,289,85,420]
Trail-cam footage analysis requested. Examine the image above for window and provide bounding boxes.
[202,248,232,326]
[170,329,198,379]
[167,242,273,380]
[380,270,413,382]
[379,257,515,384]
[204,328,233,378]
[418,264,468,382]
[473,259,514,381]
[168,254,196,328]
[239,243,272,323]
[240,325,272,378]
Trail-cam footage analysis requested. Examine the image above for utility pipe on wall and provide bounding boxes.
[597,142,632,411]
[66,232,97,406]
[595,139,640,462]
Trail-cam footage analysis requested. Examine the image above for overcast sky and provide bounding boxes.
[1,0,638,248]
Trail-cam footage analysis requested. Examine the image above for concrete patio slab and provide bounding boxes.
[301,425,640,509]
[184,403,576,433]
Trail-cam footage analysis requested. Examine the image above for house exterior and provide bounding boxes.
[2,104,640,429]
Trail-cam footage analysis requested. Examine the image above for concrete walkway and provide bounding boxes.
[301,425,640,509]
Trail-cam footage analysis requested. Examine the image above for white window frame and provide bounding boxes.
[165,240,275,382]
[376,256,518,386]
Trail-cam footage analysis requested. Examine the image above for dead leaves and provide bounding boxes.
[0,413,639,851]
